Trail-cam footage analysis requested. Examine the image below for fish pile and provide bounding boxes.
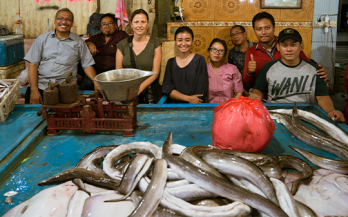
[0,80,15,103]
[5,103,348,217]
[6,133,323,217]
[270,103,348,174]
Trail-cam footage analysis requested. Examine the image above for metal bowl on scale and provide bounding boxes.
[95,69,156,102]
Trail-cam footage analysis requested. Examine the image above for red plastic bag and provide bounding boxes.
[212,96,275,152]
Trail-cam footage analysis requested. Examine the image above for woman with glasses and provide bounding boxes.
[162,26,208,103]
[116,9,162,104]
[207,38,243,103]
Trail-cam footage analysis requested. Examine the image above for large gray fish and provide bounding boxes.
[130,159,167,217]
[271,113,348,161]
[163,153,288,216]
[200,151,279,206]
[275,155,313,195]
[38,168,120,190]
[292,103,348,151]
[290,146,348,174]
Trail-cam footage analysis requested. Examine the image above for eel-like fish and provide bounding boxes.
[258,162,283,179]
[275,155,313,195]
[103,142,162,180]
[38,168,120,190]
[163,153,288,216]
[290,146,348,174]
[130,159,167,217]
[270,108,348,144]
[201,151,279,206]
[105,157,154,202]
[117,154,150,195]
[295,200,318,217]
[180,146,227,180]
[138,177,251,217]
[270,178,300,217]
[271,113,348,161]
[194,146,274,166]
[73,145,117,194]
[292,103,348,151]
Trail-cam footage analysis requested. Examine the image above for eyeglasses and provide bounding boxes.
[101,22,115,27]
[55,17,73,22]
[231,32,243,37]
[210,47,226,55]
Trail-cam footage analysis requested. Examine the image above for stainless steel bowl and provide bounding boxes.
[95,69,156,102]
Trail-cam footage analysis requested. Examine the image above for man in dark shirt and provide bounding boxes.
[80,14,129,90]
[228,25,256,76]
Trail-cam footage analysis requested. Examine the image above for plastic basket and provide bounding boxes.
[0,79,20,122]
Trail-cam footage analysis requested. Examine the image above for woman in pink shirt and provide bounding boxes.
[207,38,243,103]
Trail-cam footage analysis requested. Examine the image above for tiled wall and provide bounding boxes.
[165,0,314,62]
[311,0,339,85]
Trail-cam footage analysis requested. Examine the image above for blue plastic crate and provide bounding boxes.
[0,35,24,67]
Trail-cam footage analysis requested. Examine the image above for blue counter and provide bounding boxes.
[0,103,347,215]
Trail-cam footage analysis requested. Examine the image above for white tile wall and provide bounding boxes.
[312,0,340,82]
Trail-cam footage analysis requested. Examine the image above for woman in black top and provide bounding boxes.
[162,26,208,103]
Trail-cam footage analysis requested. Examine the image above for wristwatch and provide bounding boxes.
[248,88,253,95]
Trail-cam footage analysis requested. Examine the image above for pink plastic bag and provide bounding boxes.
[212,96,275,152]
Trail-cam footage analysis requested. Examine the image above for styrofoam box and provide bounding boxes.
[0,61,25,80]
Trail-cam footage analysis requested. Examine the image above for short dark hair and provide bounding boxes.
[100,14,117,24]
[130,9,149,22]
[252,12,275,29]
[55,8,74,22]
[230,25,246,35]
[208,38,228,56]
[174,26,194,40]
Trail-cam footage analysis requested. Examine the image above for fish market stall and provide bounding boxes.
[0,102,347,216]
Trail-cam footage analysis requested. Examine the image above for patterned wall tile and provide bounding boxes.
[278,27,312,58]
[248,0,281,21]
[280,0,314,22]
[191,27,215,62]
[214,0,249,21]
[182,0,215,21]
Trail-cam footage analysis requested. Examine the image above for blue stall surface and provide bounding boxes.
[0,35,24,67]
[0,103,347,215]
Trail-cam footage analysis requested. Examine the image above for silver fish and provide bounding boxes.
[271,113,348,161]
[271,108,348,144]
[292,103,348,151]
[164,153,288,216]
[130,159,167,217]
[201,151,279,206]
[290,146,348,174]
[103,142,162,180]
[275,155,313,195]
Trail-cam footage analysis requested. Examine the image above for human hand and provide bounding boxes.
[317,64,328,80]
[88,43,99,55]
[187,94,203,103]
[93,80,101,92]
[248,54,257,74]
[328,110,345,122]
[30,89,42,104]
[249,93,261,100]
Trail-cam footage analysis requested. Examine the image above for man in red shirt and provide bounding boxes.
[243,12,327,90]
[80,14,129,90]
